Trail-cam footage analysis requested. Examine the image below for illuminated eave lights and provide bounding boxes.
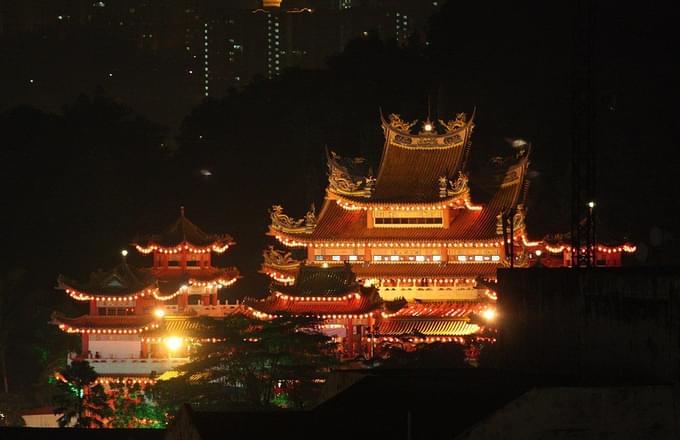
[64,287,155,302]
[544,243,637,254]
[266,271,296,284]
[151,277,238,301]
[367,335,496,344]
[57,323,160,335]
[134,242,231,255]
[274,235,507,249]
[247,306,374,321]
[274,291,362,302]
[335,196,471,212]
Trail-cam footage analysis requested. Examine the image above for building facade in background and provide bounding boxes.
[0,0,440,102]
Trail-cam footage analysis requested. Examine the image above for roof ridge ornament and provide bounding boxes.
[439,112,468,133]
[263,245,301,269]
[388,114,418,133]
[439,171,469,199]
[327,150,374,198]
[269,205,315,234]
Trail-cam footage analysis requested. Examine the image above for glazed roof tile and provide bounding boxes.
[371,117,474,202]
[272,263,359,297]
[51,312,158,330]
[275,155,529,243]
[58,261,156,296]
[246,295,381,316]
[262,262,498,280]
[377,318,480,337]
[148,267,240,294]
[133,209,235,249]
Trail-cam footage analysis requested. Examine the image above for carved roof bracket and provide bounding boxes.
[270,204,315,234]
[327,150,375,198]
[439,171,470,199]
[262,245,301,270]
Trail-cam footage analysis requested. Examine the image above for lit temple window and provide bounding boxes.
[457,256,467,262]
[433,255,442,262]
[491,255,501,261]
[373,256,382,261]
[474,256,483,262]
[390,255,400,261]
[415,255,425,262]
[332,255,341,261]
[349,255,358,261]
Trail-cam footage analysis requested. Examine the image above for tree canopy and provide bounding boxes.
[153,315,338,412]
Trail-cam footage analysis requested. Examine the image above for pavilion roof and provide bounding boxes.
[148,267,240,295]
[132,207,235,250]
[377,319,480,337]
[58,261,156,297]
[351,262,498,280]
[383,301,487,318]
[245,294,381,317]
[271,263,360,297]
[371,114,475,202]
[51,312,160,334]
[272,154,530,244]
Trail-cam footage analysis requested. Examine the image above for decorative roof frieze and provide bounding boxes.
[269,204,316,234]
[438,171,470,199]
[262,245,301,270]
[496,204,526,236]
[327,150,375,198]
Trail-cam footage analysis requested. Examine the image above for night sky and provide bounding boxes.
[1,0,678,396]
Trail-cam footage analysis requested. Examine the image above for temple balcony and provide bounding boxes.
[69,356,189,376]
[378,286,481,302]
[159,303,243,317]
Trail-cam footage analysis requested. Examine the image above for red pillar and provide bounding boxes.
[82,333,89,357]
[178,293,188,311]
[347,318,354,357]
[140,340,149,358]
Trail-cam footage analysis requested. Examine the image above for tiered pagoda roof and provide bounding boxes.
[51,312,161,335]
[377,302,488,338]
[150,267,240,295]
[247,264,382,318]
[370,113,475,202]
[268,114,532,250]
[133,207,235,253]
[57,260,157,301]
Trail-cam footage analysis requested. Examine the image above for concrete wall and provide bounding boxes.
[457,386,678,440]
[497,267,680,381]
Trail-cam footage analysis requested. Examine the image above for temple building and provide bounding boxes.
[261,112,635,348]
[247,263,382,357]
[51,209,241,385]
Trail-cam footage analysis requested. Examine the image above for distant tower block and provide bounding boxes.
[263,0,282,7]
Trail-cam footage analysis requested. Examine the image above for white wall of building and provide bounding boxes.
[89,335,141,359]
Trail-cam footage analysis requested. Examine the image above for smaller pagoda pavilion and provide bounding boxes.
[52,208,241,384]
[246,263,382,358]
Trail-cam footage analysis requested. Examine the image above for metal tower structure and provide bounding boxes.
[570,0,596,267]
